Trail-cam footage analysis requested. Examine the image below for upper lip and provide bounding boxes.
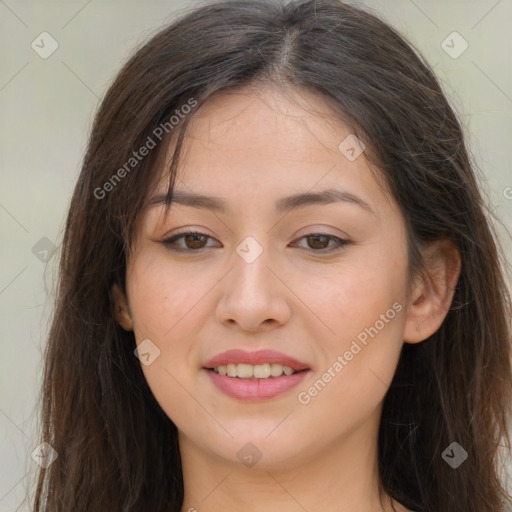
[203,349,310,371]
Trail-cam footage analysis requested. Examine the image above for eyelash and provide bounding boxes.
[161,229,351,254]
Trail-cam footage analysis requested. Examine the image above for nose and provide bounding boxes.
[214,241,292,333]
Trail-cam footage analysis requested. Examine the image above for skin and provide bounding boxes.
[113,83,460,512]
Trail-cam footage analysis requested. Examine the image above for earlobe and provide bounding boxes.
[111,284,133,331]
[403,239,461,344]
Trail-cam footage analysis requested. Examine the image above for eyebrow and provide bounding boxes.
[148,188,374,216]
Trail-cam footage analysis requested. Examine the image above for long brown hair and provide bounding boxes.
[33,1,512,510]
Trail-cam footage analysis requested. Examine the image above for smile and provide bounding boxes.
[203,349,311,400]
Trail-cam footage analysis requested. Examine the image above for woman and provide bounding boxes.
[33,0,512,510]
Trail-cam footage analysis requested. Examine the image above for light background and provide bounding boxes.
[0,0,511,510]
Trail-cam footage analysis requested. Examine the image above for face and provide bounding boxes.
[123,84,412,469]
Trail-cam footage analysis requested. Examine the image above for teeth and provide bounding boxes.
[214,363,298,379]
[254,363,270,379]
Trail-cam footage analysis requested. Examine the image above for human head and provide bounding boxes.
[34,1,512,511]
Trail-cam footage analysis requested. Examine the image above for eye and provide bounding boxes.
[162,230,350,254]
[162,230,219,252]
[292,233,350,252]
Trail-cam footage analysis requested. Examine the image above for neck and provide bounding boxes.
[178,408,406,512]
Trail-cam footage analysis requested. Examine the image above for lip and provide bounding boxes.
[203,349,310,371]
[204,368,310,401]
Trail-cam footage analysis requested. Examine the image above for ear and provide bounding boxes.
[403,239,461,344]
[111,283,133,331]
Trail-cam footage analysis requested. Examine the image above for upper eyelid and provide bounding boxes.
[163,230,347,241]
[164,224,350,239]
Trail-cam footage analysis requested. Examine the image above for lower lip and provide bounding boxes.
[204,369,310,401]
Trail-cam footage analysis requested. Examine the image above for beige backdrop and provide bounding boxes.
[1,0,511,510]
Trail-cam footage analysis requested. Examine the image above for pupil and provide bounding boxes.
[187,234,205,248]
[308,235,328,249]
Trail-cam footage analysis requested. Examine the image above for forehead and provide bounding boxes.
[153,84,389,207]
[178,84,350,159]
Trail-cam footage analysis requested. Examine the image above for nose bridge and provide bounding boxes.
[230,234,273,297]
[215,233,291,330]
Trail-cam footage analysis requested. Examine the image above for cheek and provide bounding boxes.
[315,247,407,342]
[128,253,210,338]
[307,242,407,400]
[127,255,210,427]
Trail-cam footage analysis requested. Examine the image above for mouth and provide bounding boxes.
[202,349,311,401]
